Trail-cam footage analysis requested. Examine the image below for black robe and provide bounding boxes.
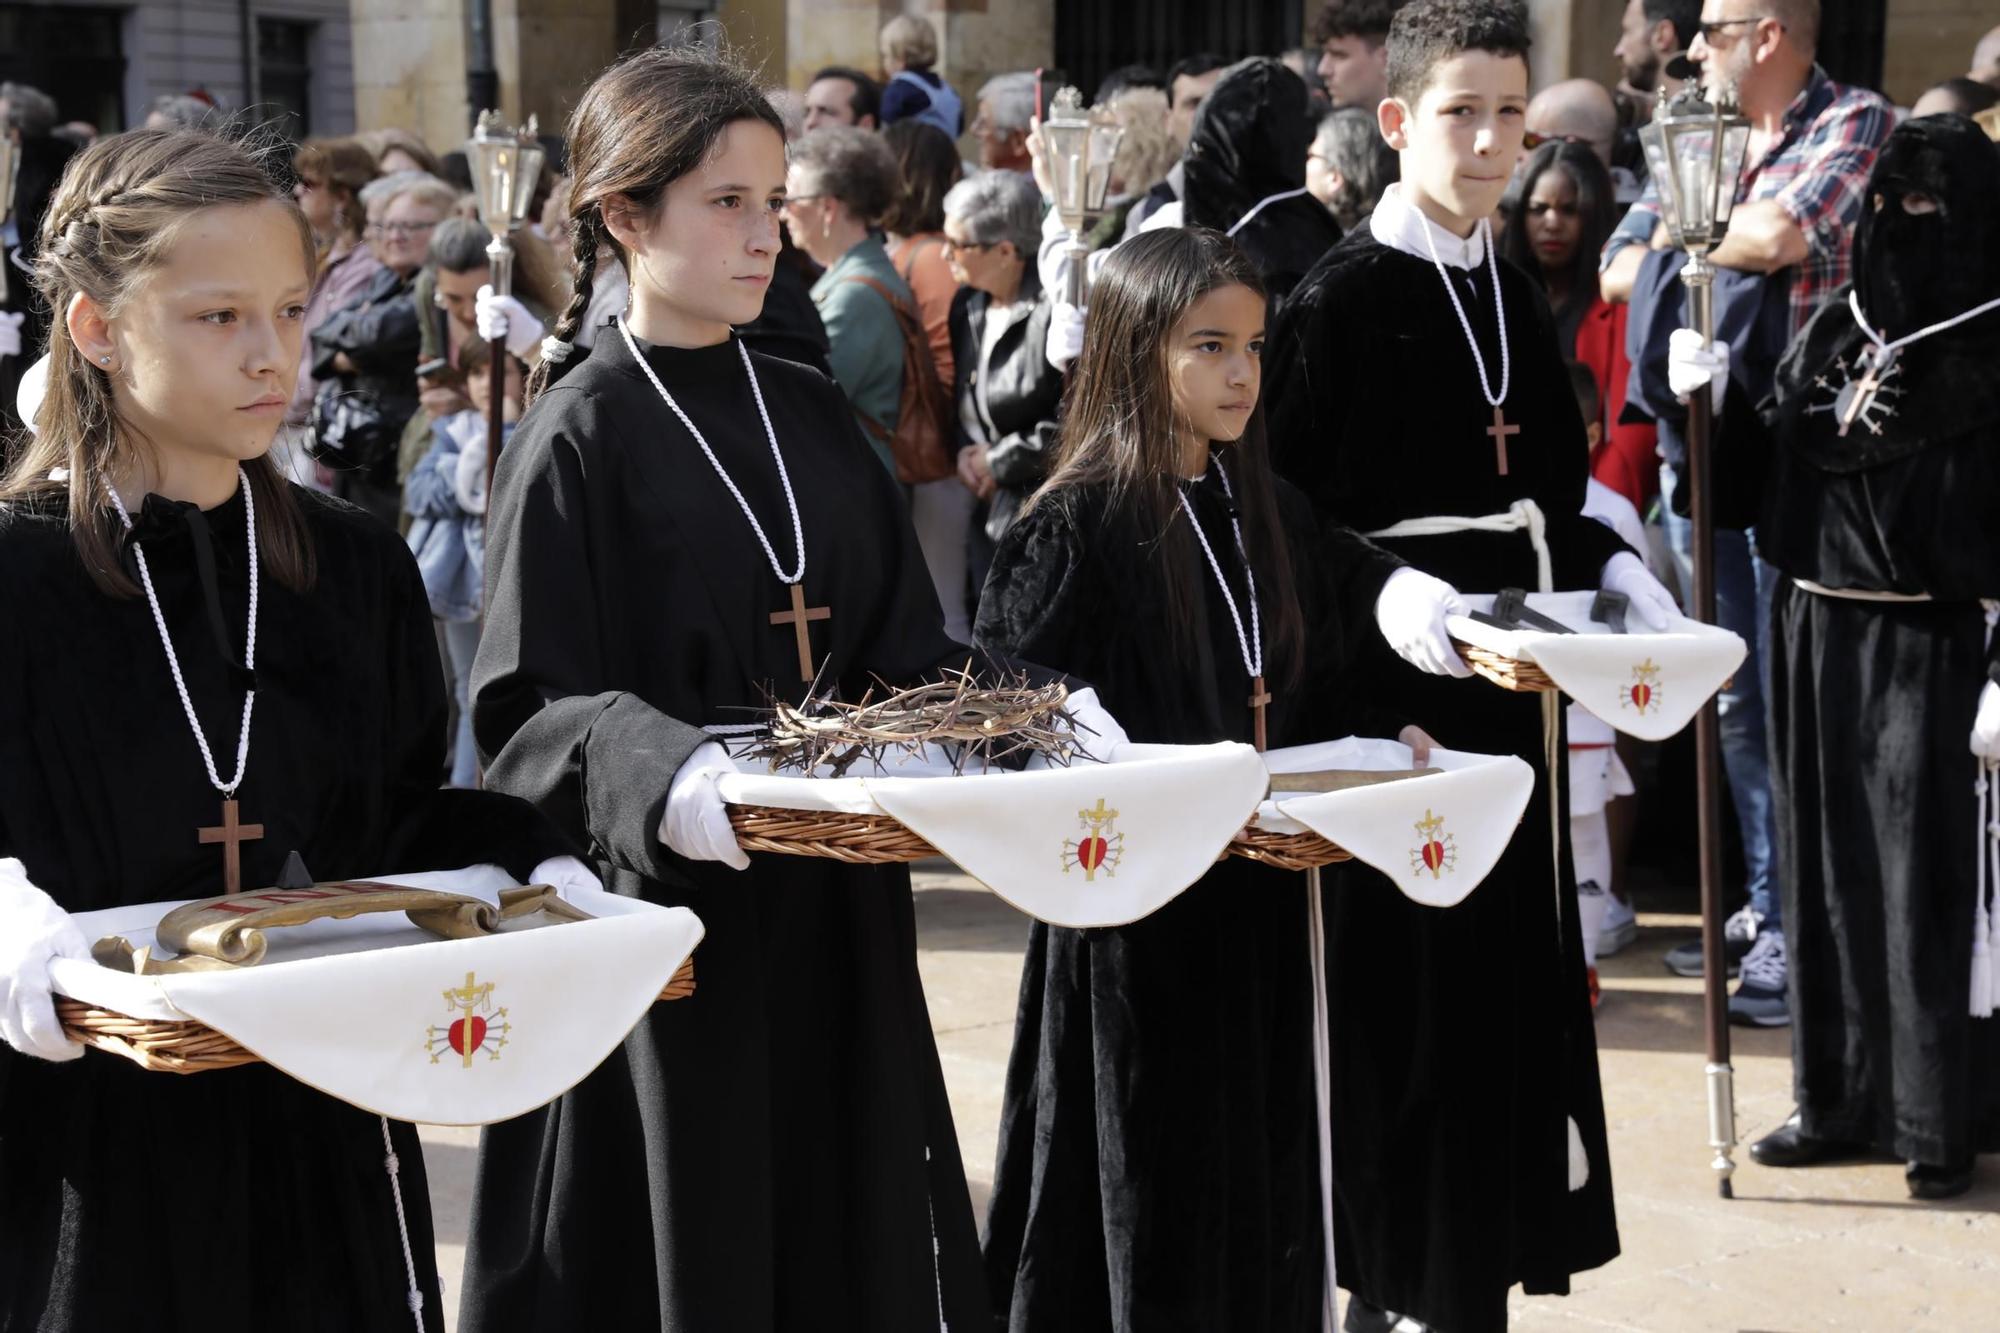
[0,483,571,1332]
[461,330,992,1331]
[974,470,1347,1332]
[1758,287,2000,1167]
[1264,226,1625,1332]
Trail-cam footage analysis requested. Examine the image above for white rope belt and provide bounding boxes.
[1792,577,1935,603]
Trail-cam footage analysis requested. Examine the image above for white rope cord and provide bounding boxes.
[618,318,806,586]
[1227,186,1313,238]
[1418,213,1510,410]
[1848,288,2000,361]
[106,466,258,796]
[1174,460,1263,683]
[379,1116,427,1330]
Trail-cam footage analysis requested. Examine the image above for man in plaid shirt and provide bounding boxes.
[1599,0,1892,1031]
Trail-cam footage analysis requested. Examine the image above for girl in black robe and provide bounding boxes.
[459,50,1093,1331]
[977,227,1420,1331]
[1749,115,2000,1198]
[0,129,576,1332]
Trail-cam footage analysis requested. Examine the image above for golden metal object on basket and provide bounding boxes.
[1453,640,1557,692]
[56,957,699,1076]
[1267,766,1443,794]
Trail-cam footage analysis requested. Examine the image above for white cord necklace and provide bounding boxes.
[618,316,805,585]
[1849,287,2000,360]
[107,466,259,796]
[1176,459,1269,748]
[1419,213,1517,475]
[1812,288,2000,438]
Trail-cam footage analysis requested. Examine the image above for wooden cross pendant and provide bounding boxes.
[1836,359,1884,438]
[198,797,265,896]
[770,582,832,683]
[1247,674,1272,754]
[1487,407,1519,476]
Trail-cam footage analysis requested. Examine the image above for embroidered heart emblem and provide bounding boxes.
[1630,683,1652,712]
[1077,837,1108,872]
[1421,840,1446,874]
[449,1015,487,1056]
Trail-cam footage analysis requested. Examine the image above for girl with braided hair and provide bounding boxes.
[0,128,583,1330]
[460,43,1104,1331]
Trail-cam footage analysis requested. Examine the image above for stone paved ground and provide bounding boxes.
[424,867,2000,1330]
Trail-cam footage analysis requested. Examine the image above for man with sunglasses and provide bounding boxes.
[1600,0,1891,1029]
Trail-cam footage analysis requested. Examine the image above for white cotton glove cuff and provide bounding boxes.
[658,741,751,871]
[1667,328,1729,411]
[0,310,24,360]
[1046,301,1085,373]
[1972,681,2000,760]
[476,285,545,359]
[1599,551,1679,632]
[0,859,91,1063]
[1064,687,1131,761]
[528,855,603,901]
[1374,567,1473,678]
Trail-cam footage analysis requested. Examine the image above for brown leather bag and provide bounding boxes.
[840,274,957,484]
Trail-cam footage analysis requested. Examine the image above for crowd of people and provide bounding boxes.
[2,1,1999,1330]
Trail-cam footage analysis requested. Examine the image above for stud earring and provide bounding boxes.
[99,355,111,365]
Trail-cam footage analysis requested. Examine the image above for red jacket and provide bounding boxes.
[1571,296,1658,512]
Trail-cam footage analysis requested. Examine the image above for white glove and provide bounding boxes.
[0,859,91,1063]
[528,855,602,901]
[658,741,751,870]
[1599,550,1678,632]
[1374,567,1473,678]
[476,285,545,359]
[0,310,23,360]
[1972,681,2000,760]
[1667,328,1729,411]
[1063,686,1130,761]
[15,352,48,433]
[1046,301,1086,373]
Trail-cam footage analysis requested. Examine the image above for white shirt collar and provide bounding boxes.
[1369,183,1487,270]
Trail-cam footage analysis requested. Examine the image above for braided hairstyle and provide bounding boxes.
[536,46,784,400]
[0,127,319,596]
[531,44,786,399]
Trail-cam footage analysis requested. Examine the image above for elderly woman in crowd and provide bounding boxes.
[973,72,1037,174]
[785,126,914,476]
[945,170,1060,591]
[286,138,383,454]
[308,175,455,525]
[1307,105,1397,232]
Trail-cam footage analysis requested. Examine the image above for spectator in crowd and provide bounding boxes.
[805,66,881,132]
[943,171,1059,571]
[539,173,631,353]
[785,127,912,475]
[1613,0,1700,109]
[1281,46,1335,118]
[1311,0,1409,109]
[142,91,219,131]
[1527,78,1621,173]
[1093,64,1165,103]
[878,14,963,136]
[308,176,456,526]
[972,72,1036,174]
[1502,141,1657,510]
[883,121,977,639]
[1164,52,1228,147]
[364,127,444,178]
[1602,0,1894,1021]
[1091,87,1178,245]
[406,337,522,788]
[285,138,383,448]
[1307,105,1396,231]
[1912,76,1999,120]
[0,81,76,440]
[357,169,432,267]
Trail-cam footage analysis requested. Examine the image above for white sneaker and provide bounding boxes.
[1596,895,1638,956]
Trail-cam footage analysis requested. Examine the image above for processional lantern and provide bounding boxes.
[463,111,546,494]
[1640,79,1751,1199]
[1037,86,1124,305]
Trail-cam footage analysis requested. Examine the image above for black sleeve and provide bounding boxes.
[471,393,712,885]
[312,291,422,377]
[375,528,578,881]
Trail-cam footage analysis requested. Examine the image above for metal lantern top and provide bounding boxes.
[1637,83,1751,255]
[465,110,546,236]
[1039,86,1124,234]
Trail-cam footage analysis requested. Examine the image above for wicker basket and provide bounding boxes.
[729,803,1351,872]
[57,958,698,1076]
[1455,641,1557,693]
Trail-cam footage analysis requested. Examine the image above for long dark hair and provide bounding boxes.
[879,120,961,237]
[1029,227,1304,682]
[0,128,318,597]
[1500,140,1616,341]
[530,44,784,398]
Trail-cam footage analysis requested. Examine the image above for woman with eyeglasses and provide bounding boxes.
[306,176,455,525]
[284,138,382,447]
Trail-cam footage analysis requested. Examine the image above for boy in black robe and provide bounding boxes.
[1263,2,1668,1326]
[1714,115,2000,1200]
